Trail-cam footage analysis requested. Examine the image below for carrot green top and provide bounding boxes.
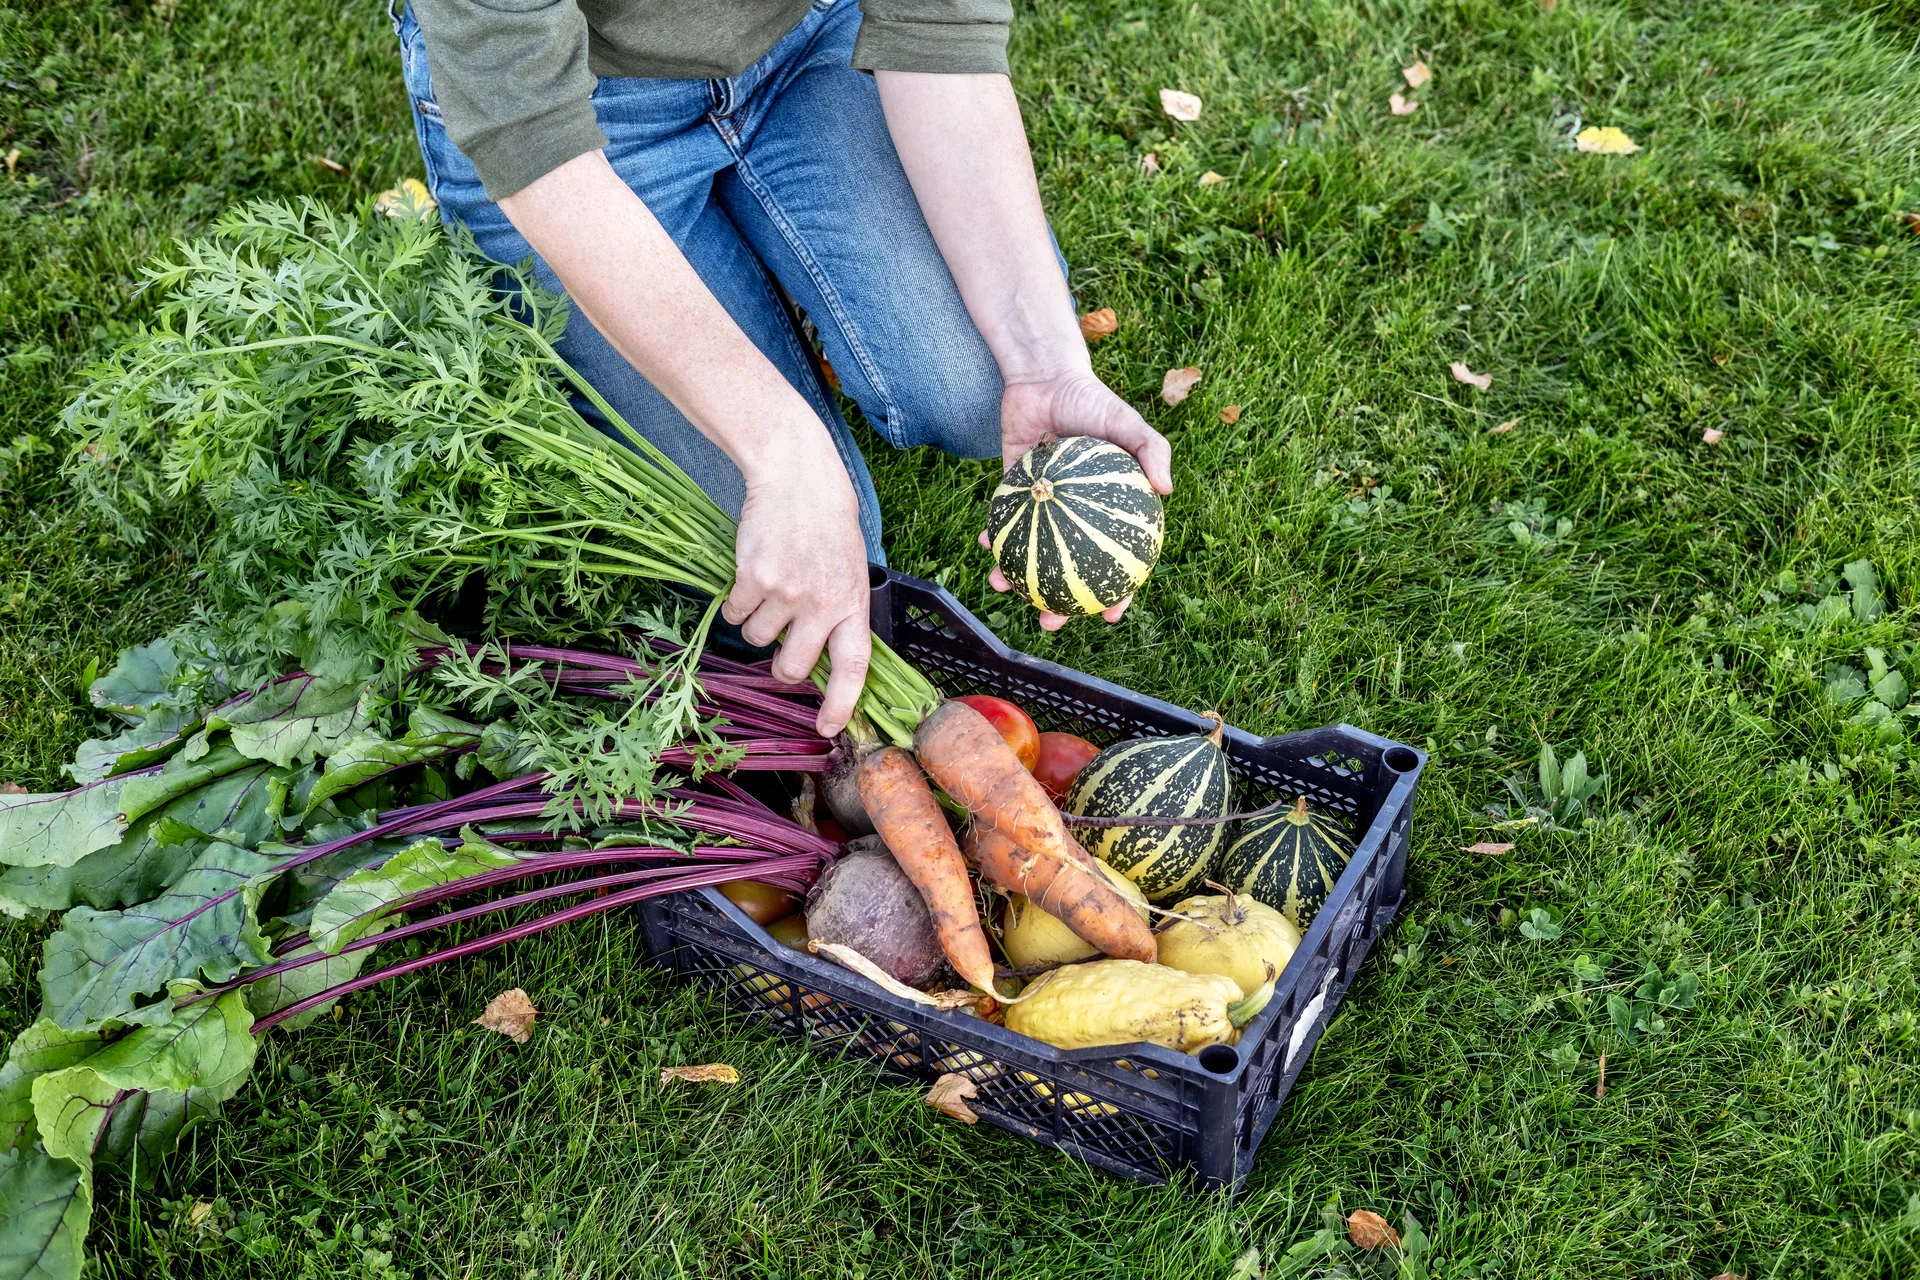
[409,0,1014,199]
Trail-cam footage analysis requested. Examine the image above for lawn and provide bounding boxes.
[4,0,1920,1275]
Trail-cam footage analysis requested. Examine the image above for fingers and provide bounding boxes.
[1092,406,1173,494]
[772,614,828,686]
[736,598,796,651]
[816,617,872,739]
[1100,594,1133,623]
[1038,611,1068,632]
[988,565,1012,594]
[721,577,764,628]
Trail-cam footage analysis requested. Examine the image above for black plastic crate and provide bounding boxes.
[639,568,1424,1192]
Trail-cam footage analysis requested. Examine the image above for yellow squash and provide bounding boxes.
[1004,959,1276,1054]
[1001,861,1151,969]
[1155,892,1300,997]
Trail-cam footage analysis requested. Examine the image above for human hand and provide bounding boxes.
[984,371,1174,631]
[724,439,871,738]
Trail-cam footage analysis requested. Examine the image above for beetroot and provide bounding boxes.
[821,748,876,836]
[805,834,943,986]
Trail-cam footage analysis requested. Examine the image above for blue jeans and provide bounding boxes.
[395,0,1009,563]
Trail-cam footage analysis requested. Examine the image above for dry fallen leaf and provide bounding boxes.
[0,781,28,796]
[1462,841,1514,855]
[1389,93,1420,116]
[1160,367,1203,406]
[1904,210,1920,235]
[374,177,437,220]
[1347,1210,1400,1251]
[1708,1274,1745,1280]
[1402,59,1432,89]
[1596,1051,1607,1100]
[1140,152,1161,174]
[1197,171,1226,187]
[1489,418,1518,435]
[1703,426,1725,445]
[1450,361,1492,391]
[3,149,18,177]
[1219,405,1243,425]
[474,987,537,1043]
[661,1063,741,1086]
[819,356,840,391]
[1538,0,1558,9]
[1159,88,1203,122]
[1079,307,1119,341]
[1575,126,1641,155]
[924,1073,980,1124]
[310,154,349,175]
[188,1200,213,1228]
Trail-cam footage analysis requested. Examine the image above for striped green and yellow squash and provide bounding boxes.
[1220,797,1356,929]
[987,436,1164,617]
[1064,721,1230,902]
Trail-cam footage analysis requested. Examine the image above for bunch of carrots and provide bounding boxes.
[853,701,1155,998]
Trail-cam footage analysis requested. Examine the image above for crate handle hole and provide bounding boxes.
[1383,746,1420,774]
[868,564,891,589]
[1197,1044,1240,1075]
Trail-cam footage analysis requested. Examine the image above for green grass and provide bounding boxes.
[5,0,1920,1275]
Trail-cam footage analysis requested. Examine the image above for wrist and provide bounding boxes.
[982,282,1093,386]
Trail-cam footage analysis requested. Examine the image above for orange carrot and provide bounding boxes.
[965,823,1156,963]
[853,745,1000,997]
[915,700,1154,960]
[915,700,1093,872]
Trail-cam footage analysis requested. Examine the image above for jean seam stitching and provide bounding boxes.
[723,147,907,449]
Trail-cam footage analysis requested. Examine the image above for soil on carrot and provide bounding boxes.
[3,1,1919,1276]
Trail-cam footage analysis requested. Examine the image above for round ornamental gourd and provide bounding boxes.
[987,436,1164,617]
[1064,719,1231,902]
[1221,797,1356,929]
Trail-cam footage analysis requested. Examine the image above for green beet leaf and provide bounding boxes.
[39,843,282,1028]
[85,636,184,718]
[0,780,131,871]
[0,1147,91,1280]
[310,835,517,954]
[30,992,257,1187]
[244,920,392,1031]
[302,708,483,816]
[0,1026,106,1154]
[0,762,296,917]
[114,744,260,836]
[183,675,370,770]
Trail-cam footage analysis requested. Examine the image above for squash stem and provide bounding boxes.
[1226,964,1280,1028]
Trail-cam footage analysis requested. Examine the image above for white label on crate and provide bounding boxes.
[1284,969,1338,1073]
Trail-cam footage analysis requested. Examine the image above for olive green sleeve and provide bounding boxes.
[851,0,1014,75]
[409,0,608,200]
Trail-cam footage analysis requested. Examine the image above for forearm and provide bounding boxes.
[875,71,1088,385]
[498,150,835,481]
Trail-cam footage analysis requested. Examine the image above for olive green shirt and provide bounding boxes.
[409,0,1014,199]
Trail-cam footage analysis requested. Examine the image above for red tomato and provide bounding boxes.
[1032,731,1101,802]
[718,879,799,926]
[955,695,1041,771]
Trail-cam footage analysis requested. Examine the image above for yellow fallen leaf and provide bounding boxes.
[1347,1210,1400,1251]
[1462,841,1514,855]
[374,177,437,220]
[661,1063,740,1085]
[1079,307,1118,341]
[1489,418,1518,435]
[1159,88,1203,122]
[1140,152,1161,174]
[1198,171,1226,187]
[1160,367,1203,406]
[924,1073,979,1124]
[1702,427,1725,445]
[1402,60,1432,89]
[1575,126,1640,155]
[474,987,537,1043]
[1389,93,1420,116]
[3,149,18,177]
[1219,405,1243,425]
[188,1201,213,1227]
[1450,361,1491,391]
[1709,1273,1745,1280]
[310,154,349,175]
